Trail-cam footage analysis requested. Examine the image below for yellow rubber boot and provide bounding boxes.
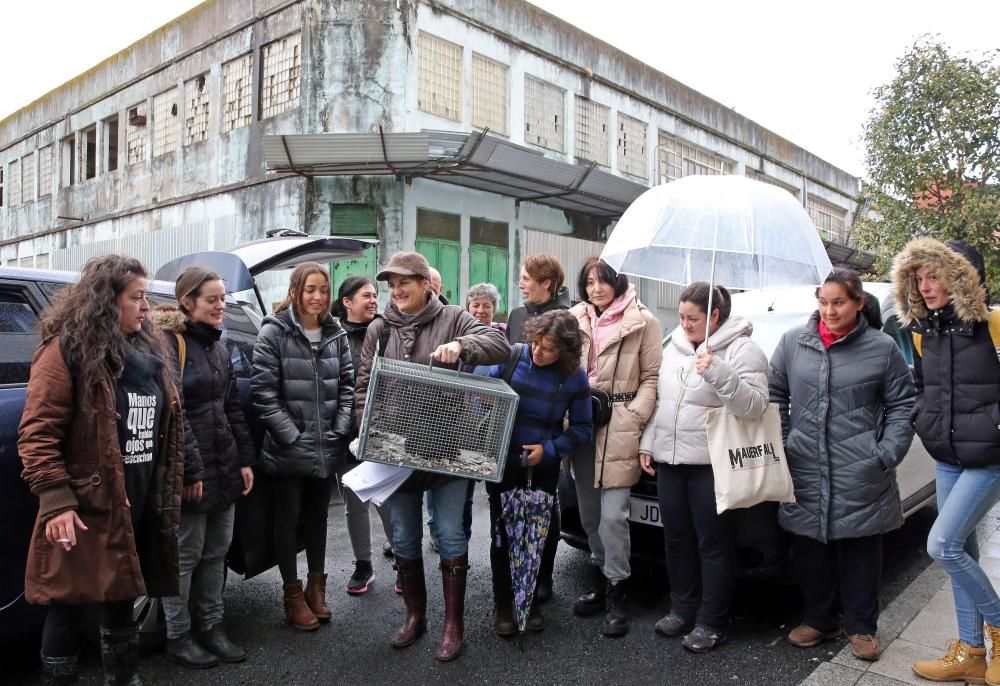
[986,624,1000,686]
[912,639,987,684]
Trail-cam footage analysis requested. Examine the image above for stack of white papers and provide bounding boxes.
[342,461,413,506]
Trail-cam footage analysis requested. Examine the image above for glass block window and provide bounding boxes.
[126,103,148,165]
[21,153,35,203]
[575,96,609,166]
[261,33,302,119]
[8,159,19,206]
[617,113,647,178]
[807,195,848,243]
[417,32,462,121]
[152,88,180,157]
[185,75,210,145]
[38,146,53,196]
[746,169,797,197]
[472,53,507,135]
[222,53,254,132]
[657,133,732,183]
[524,76,564,153]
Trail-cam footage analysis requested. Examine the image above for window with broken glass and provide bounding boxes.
[472,53,506,134]
[20,153,35,203]
[524,76,565,153]
[807,195,848,244]
[185,74,211,145]
[152,89,180,157]
[575,96,609,166]
[418,32,462,122]
[38,146,53,196]
[657,133,732,183]
[222,54,254,132]
[126,103,148,165]
[261,33,301,119]
[617,113,647,179]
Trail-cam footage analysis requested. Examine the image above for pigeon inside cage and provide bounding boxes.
[358,357,520,482]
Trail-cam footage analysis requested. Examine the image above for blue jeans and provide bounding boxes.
[929,462,1000,647]
[390,478,470,560]
[425,480,476,542]
[162,505,235,638]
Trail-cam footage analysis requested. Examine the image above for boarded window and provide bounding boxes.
[261,33,301,119]
[8,159,19,205]
[575,96,609,166]
[104,116,119,173]
[152,89,179,157]
[617,113,647,179]
[472,53,507,135]
[807,195,848,243]
[418,32,462,121]
[126,103,148,165]
[417,208,461,241]
[185,74,210,145]
[331,204,377,236]
[20,153,34,202]
[38,146,53,197]
[657,133,732,183]
[524,76,564,153]
[222,54,254,132]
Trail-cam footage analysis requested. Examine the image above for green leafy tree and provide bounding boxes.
[854,38,1000,297]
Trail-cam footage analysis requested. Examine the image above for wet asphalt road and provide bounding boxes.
[7,487,936,686]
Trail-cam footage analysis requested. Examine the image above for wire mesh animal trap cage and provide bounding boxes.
[357,355,520,482]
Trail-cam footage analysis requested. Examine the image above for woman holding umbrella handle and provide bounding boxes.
[487,310,592,637]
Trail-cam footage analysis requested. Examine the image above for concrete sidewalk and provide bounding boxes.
[800,506,1000,686]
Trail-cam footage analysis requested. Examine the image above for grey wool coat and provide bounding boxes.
[768,312,916,542]
[251,308,354,479]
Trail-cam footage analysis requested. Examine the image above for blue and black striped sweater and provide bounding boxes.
[488,344,593,465]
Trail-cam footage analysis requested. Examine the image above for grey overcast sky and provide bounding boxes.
[1,0,997,177]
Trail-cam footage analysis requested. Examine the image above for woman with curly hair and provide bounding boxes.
[487,309,592,636]
[20,254,185,686]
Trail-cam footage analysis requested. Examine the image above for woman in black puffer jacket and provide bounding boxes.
[154,267,256,668]
[251,262,354,632]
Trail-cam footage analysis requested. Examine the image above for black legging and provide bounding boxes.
[42,599,134,657]
[273,475,335,583]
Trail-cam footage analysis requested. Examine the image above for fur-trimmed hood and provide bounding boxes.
[891,236,989,326]
[152,304,188,333]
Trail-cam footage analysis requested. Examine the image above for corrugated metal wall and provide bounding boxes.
[51,217,239,274]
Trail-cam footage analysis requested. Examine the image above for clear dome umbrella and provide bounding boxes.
[600,174,834,341]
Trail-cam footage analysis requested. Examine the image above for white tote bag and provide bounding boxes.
[705,403,795,514]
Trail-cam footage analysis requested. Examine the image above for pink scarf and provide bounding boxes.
[587,284,636,377]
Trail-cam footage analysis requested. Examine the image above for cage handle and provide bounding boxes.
[427,355,461,372]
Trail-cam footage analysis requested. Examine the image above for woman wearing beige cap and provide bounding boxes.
[354,251,508,662]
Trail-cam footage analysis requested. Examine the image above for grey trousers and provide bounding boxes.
[571,441,632,584]
[162,504,235,639]
[337,461,394,562]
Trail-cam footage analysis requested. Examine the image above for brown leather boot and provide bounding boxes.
[304,572,332,621]
[912,639,986,683]
[437,554,469,662]
[283,581,319,631]
[391,556,426,648]
[986,624,1000,686]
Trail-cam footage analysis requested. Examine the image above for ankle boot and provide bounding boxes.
[987,624,1000,686]
[573,564,606,617]
[99,625,141,686]
[603,580,629,637]
[304,572,332,621]
[283,581,319,631]
[912,639,986,683]
[437,554,470,662]
[391,556,427,648]
[39,652,78,686]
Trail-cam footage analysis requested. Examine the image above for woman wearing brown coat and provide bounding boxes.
[19,255,185,686]
[569,257,662,637]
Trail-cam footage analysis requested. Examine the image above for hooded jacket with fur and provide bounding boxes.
[891,237,1000,468]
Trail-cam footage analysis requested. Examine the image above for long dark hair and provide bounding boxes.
[41,254,162,386]
[679,282,732,325]
[577,256,629,304]
[522,310,584,376]
[275,262,331,318]
[816,268,882,329]
[331,275,374,320]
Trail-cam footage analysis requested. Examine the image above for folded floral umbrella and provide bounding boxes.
[500,466,554,633]
[601,175,833,339]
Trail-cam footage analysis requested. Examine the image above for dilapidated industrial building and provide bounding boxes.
[0,0,865,323]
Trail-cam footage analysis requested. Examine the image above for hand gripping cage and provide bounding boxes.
[357,355,520,482]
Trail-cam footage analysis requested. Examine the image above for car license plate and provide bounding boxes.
[628,496,662,527]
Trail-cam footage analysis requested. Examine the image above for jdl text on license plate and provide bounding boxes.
[628,496,662,527]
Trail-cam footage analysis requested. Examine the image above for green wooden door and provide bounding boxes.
[415,238,461,304]
[330,204,377,288]
[469,245,509,320]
